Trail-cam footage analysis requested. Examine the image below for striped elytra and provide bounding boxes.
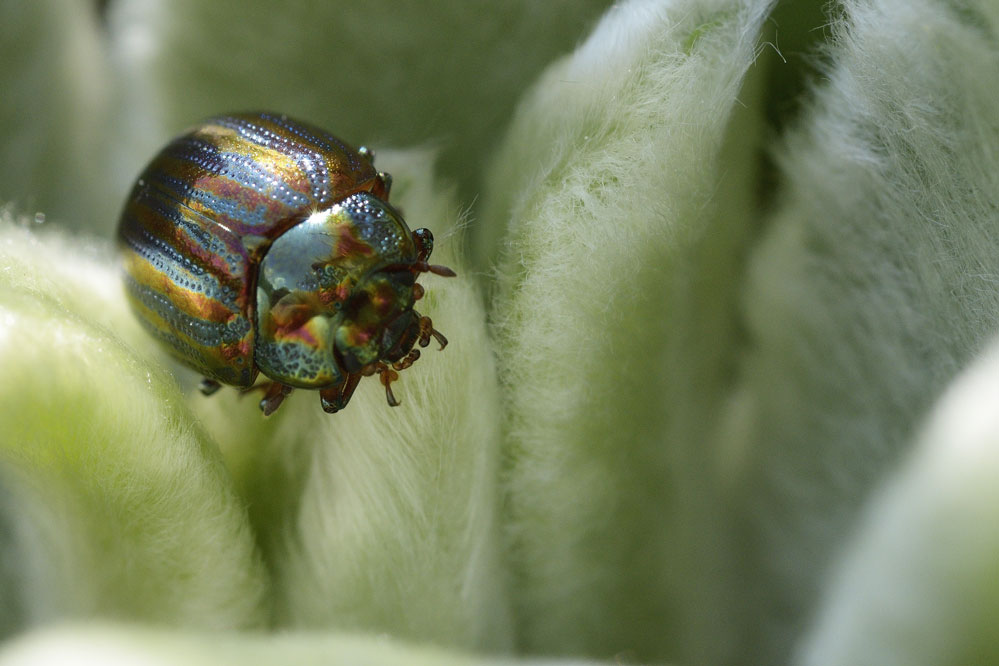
[118,112,455,416]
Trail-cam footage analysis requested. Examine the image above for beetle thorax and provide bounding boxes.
[253,192,419,388]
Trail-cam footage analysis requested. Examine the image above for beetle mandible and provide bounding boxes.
[118,112,454,415]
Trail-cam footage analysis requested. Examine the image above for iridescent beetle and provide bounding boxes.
[118,112,454,415]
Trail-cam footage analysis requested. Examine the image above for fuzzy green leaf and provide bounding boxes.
[485,0,774,659]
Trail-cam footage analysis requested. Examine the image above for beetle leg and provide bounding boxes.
[376,363,401,407]
[199,378,222,396]
[416,316,431,347]
[392,348,421,372]
[416,315,448,350]
[259,382,293,416]
[319,372,362,413]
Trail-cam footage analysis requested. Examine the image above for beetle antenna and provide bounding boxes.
[413,261,456,277]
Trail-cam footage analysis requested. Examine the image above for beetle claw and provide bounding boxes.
[430,327,448,350]
[259,382,293,416]
[376,363,401,407]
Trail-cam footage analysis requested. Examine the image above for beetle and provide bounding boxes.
[118,112,454,415]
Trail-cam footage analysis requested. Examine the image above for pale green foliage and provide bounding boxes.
[0,1,110,231]
[796,340,999,666]
[0,223,268,634]
[190,149,511,650]
[0,624,603,666]
[719,0,999,663]
[105,0,613,235]
[485,0,773,659]
[1,1,612,235]
[1,0,999,664]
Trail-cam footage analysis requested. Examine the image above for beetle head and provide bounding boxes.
[256,192,434,388]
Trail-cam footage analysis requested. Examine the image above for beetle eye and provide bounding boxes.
[413,228,434,262]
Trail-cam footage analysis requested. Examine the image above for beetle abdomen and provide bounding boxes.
[120,183,255,385]
[118,113,382,386]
